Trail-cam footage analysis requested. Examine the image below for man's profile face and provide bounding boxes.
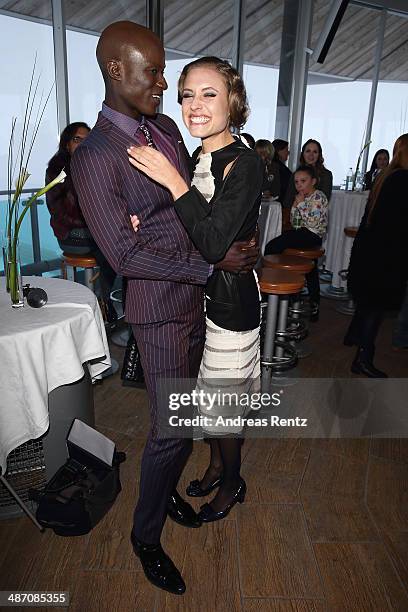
[119,39,167,118]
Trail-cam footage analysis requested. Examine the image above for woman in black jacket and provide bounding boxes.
[128,57,264,523]
[363,148,389,191]
[255,139,280,197]
[345,134,408,377]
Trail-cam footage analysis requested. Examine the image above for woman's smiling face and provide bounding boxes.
[181,66,230,145]
[303,142,320,166]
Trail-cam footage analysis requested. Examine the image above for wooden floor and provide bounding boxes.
[1,298,407,611]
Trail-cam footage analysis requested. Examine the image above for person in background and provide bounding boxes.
[364,148,390,191]
[272,138,292,203]
[255,139,280,198]
[265,165,328,320]
[240,132,255,149]
[283,139,333,212]
[345,134,408,377]
[45,122,117,324]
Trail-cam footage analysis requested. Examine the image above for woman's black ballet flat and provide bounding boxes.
[198,479,246,523]
[186,476,222,498]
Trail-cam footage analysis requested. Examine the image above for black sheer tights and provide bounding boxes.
[199,438,242,512]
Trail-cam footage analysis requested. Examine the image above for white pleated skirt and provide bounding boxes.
[196,317,261,435]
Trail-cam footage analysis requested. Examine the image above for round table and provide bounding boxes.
[259,197,282,254]
[0,276,111,517]
[323,190,368,291]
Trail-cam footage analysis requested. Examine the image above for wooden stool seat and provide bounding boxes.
[62,253,98,268]
[262,254,314,274]
[344,226,358,238]
[61,252,99,291]
[284,247,325,259]
[258,268,305,295]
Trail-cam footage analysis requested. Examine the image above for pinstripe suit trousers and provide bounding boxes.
[131,302,205,544]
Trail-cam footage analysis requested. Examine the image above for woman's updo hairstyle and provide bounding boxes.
[177,56,249,130]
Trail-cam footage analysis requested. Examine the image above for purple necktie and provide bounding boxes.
[139,123,156,149]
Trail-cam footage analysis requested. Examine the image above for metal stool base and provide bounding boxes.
[336,300,356,316]
[294,339,313,359]
[320,284,349,300]
[261,341,299,373]
[276,319,308,343]
[270,368,300,387]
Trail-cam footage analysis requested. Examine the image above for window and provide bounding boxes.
[0,4,59,268]
[303,2,380,185]
[370,13,408,164]
[242,0,283,142]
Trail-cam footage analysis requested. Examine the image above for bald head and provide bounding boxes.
[97,21,162,82]
[96,21,167,119]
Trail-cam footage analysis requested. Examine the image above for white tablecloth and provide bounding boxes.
[259,198,282,254]
[0,276,110,473]
[324,190,368,288]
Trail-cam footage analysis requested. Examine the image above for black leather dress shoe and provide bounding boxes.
[130,532,186,595]
[198,479,246,523]
[186,476,222,497]
[167,490,202,528]
[351,360,388,378]
[351,347,388,378]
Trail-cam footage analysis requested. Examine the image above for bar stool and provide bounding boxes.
[337,226,358,315]
[263,254,312,345]
[283,247,324,321]
[61,253,99,291]
[258,268,305,391]
[283,246,325,260]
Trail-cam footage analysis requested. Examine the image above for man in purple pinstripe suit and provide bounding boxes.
[71,21,258,595]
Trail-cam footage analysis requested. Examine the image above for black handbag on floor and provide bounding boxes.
[30,420,126,536]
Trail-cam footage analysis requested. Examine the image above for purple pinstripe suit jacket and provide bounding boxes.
[71,112,209,324]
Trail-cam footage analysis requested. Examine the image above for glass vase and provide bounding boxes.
[2,234,12,293]
[8,240,24,308]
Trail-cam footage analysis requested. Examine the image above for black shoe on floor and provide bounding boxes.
[198,478,246,523]
[351,360,388,378]
[167,490,202,528]
[351,347,388,378]
[130,532,186,595]
[186,475,222,497]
